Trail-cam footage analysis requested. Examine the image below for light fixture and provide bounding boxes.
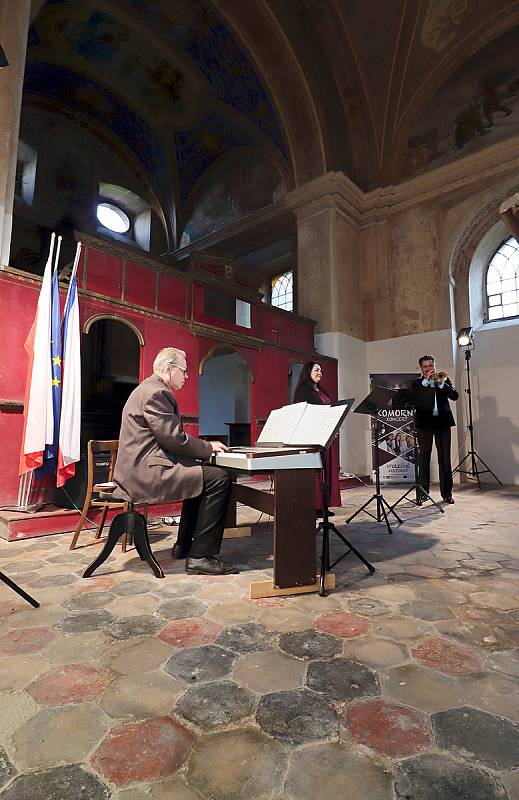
[0,44,8,70]
[456,326,474,350]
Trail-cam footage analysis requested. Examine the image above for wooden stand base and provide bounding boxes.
[249,573,335,599]
[223,526,252,539]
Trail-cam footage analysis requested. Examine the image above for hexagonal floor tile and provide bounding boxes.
[176,679,255,730]
[382,664,464,713]
[27,663,115,706]
[306,657,380,702]
[394,753,508,800]
[159,618,222,649]
[0,627,55,656]
[412,637,483,676]
[315,611,369,638]
[285,742,393,800]
[92,716,194,786]
[432,706,519,770]
[344,698,433,757]
[345,636,409,668]
[216,622,274,654]
[0,764,110,800]
[232,650,305,693]
[257,688,338,745]
[164,645,236,684]
[279,629,341,660]
[109,615,166,640]
[187,728,287,800]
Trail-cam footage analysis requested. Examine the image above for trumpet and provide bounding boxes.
[436,371,449,383]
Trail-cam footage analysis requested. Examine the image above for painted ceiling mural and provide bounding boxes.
[24,0,287,237]
[402,25,519,180]
[22,0,519,232]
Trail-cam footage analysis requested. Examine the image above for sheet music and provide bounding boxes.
[257,403,307,444]
[257,401,352,448]
[288,403,346,446]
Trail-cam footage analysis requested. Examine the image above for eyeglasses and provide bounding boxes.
[169,363,188,377]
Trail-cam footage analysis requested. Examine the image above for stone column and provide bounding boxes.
[286,173,370,475]
[0,0,31,268]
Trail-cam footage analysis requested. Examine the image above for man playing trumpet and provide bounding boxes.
[395,355,459,504]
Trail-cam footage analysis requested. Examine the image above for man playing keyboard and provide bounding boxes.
[113,347,238,575]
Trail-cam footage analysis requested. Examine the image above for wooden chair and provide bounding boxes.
[69,439,148,551]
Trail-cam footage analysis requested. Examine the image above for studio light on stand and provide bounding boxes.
[452,326,502,488]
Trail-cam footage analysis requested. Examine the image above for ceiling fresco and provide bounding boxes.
[25,0,287,215]
[402,25,519,180]
[21,0,519,241]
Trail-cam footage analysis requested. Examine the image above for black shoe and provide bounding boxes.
[442,496,455,504]
[185,556,240,575]
[316,509,335,518]
[172,542,191,559]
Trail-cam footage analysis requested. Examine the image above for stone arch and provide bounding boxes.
[198,344,252,378]
[83,313,145,346]
[449,183,519,332]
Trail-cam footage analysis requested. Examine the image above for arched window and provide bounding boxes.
[486,237,519,321]
[271,270,293,311]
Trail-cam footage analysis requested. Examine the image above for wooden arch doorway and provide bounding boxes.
[198,346,252,446]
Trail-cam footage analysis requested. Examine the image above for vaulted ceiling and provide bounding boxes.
[25,0,519,202]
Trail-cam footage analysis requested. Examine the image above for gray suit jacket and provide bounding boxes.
[113,374,212,504]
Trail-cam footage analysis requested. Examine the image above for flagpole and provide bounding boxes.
[62,242,82,312]
[53,235,62,274]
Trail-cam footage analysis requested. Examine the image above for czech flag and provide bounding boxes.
[57,243,82,487]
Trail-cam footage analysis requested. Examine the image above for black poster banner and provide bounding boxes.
[370,373,419,484]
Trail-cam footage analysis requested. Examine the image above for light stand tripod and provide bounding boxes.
[317,454,375,597]
[389,403,444,515]
[0,573,39,608]
[452,349,502,488]
[345,388,403,535]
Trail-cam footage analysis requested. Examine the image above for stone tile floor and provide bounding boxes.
[0,483,518,799]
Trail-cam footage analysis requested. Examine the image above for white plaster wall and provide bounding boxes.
[318,324,519,486]
[316,331,370,475]
[467,324,519,485]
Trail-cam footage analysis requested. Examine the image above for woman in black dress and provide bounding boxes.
[293,361,342,509]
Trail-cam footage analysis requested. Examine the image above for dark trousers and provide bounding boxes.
[176,465,232,558]
[416,427,453,499]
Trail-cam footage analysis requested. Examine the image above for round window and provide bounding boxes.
[96,202,130,233]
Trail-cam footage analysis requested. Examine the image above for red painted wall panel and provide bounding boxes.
[157,274,188,318]
[85,251,123,298]
[125,261,156,309]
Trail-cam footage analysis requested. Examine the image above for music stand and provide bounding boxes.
[0,572,39,608]
[316,401,375,596]
[345,387,402,535]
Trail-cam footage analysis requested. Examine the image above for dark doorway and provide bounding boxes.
[81,318,140,446]
[56,318,140,508]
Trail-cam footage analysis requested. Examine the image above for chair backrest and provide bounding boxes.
[86,440,118,490]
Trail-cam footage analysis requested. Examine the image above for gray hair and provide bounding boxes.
[153,347,186,374]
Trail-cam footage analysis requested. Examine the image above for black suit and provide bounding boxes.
[396,377,459,500]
